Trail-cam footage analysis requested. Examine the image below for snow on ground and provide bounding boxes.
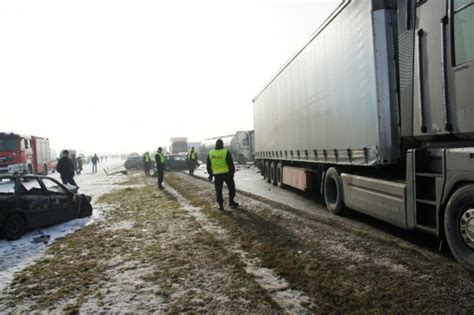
[166,185,313,314]
[192,163,442,254]
[193,164,323,214]
[0,159,126,293]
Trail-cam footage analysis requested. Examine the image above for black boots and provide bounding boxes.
[218,201,239,210]
[229,200,239,208]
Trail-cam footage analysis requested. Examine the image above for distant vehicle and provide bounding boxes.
[200,131,255,164]
[0,132,55,174]
[0,174,93,240]
[253,0,474,271]
[170,137,188,154]
[165,154,190,170]
[124,156,145,170]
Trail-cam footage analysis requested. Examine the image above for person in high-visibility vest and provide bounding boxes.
[207,139,239,210]
[143,152,151,176]
[155,147,166,189]
[187,147,198,175]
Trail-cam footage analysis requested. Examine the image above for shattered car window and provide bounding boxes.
[19,178,44,195]
[0,178,15,194]
[42,178,67,194]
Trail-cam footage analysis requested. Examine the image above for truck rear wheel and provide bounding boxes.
[323,167,345,215]
[265,161,271,183]
[262,160,266,179]
[270,161,277,186]
[276,162,283,187]
[444,184,474,272]
[259,161,265,178]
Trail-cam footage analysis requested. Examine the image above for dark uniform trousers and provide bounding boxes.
[214,173,236,204]
[157,166,164,187]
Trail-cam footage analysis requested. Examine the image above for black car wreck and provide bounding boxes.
[0,175,93,240]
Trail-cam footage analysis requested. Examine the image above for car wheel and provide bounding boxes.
[444,185,474,272]
[4,214,26,240]
[323,167,346,215]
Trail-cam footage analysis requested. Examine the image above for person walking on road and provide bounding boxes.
[187,147,198,175]
[57,150,78,187]
[155,147,165,189]
[77,156,83,175]
[143,152,152,176]
[207,139,239,210]
[91,154,99,174]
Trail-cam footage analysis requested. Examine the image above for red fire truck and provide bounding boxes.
[0,132,55,174]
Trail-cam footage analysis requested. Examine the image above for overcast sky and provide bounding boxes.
[1,0,339,154]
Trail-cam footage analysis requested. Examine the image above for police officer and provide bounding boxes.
[155,147,165,189]
[207,139,239,210]
[187,147,197,175]
[143,152,151,176]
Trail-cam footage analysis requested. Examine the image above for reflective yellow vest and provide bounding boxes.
[144,153,150,162]
[209,149,229,175]
[187,151,197,160]
[156,152,165,163]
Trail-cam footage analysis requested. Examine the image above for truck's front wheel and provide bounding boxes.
[323,167,345,215]
[444,184,474,272]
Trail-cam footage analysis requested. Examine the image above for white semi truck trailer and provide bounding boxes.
[201,131,255,164]
[254,0,474,271]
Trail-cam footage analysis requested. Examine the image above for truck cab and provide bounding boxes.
[0,133,34,174]
[0,133,54,175]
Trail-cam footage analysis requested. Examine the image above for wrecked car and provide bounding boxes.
[0,175,93,240]
[124,156,146,170]
[165,154,188,171]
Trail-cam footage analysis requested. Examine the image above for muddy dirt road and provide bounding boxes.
[2,171,474,313]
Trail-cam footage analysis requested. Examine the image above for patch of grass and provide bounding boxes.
[4,173,282,313]
[117,171,145,186]
[166,172,471,313]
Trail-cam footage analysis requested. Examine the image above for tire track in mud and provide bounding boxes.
[162,184,314,314]
[189,170,447,259]
[166,172,474,313]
